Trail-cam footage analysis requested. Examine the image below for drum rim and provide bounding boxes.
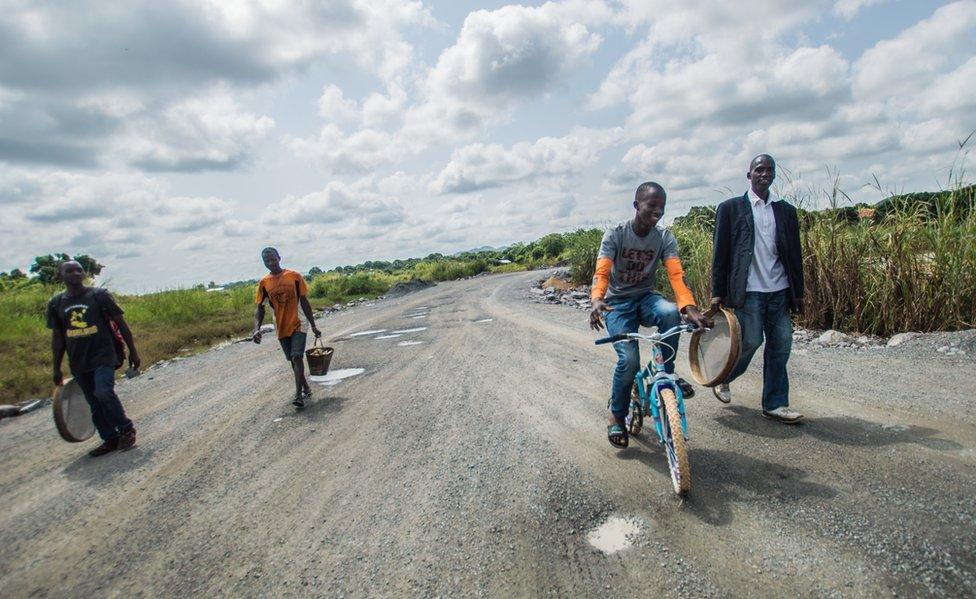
[52,378,94,443]
[688,305,742,387]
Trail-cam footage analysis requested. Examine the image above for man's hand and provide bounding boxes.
[129,351,141,371]
[683,305,713,330]
[792,297,804,314]
[589,299,613,330]
[53,369,63,387]
[252,330,262,344]
[312,326,322,338]
[709,296,724,310]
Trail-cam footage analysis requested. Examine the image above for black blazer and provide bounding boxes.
[710,192,804,310]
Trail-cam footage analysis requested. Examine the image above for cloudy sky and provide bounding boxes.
[1,0,973,292]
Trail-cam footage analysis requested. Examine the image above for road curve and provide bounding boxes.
[1,271,974,597]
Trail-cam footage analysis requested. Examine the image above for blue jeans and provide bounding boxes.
[74,366,133,442]
[604,293,682,420]
[728,290,793,411]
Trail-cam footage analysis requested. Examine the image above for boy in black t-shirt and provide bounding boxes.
[47,261,141,456]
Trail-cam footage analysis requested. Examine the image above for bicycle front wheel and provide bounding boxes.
[660,388,690,495]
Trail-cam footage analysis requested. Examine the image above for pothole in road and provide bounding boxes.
[397,341,424,346]
[586,516,644,555]
[375,334,403,339]
[348,329,387,337]
[391,327,427,334]
[310,368,366,386]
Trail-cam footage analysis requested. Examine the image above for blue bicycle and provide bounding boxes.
[596,323,699,495]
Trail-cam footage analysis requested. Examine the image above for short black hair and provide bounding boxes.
[749,154,775,170]
[58,260,84,274]
[635,181,666,202]
[260,247,279,257]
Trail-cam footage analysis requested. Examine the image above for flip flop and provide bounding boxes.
[607,423,628,448]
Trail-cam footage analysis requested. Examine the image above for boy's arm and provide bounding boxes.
[589,230,616,331]
[663,257,711,328]
[299,296,321,337]
[99,291,140,369]
[111,315,141,369]
[662,257,695,310]
[47,300,65,385]
[252,284,266,343]
[51,330,65,386]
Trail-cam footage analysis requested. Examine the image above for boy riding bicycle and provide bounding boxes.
[590,182,711,448]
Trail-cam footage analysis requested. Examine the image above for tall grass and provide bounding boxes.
[799,183,976,334]
[562,185,976,336]
[0,285,333,405]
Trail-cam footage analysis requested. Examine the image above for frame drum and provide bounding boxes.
[689,306,742,387]
[52,378,95,442]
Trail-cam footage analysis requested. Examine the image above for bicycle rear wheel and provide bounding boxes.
[659,388,690,495]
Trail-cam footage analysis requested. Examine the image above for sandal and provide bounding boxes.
[607,423,629,448]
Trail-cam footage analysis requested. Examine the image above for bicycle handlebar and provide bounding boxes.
[594,333,627,345]
[594,323,702,346]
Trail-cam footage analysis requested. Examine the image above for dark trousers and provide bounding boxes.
[728,290,793,411]
[74,366,133,441]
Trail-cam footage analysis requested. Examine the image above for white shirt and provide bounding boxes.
[745,188,790,293]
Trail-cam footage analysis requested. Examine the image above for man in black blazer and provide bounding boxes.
[710,154,804,423]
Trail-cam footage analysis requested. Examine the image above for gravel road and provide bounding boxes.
[1,271,974,597]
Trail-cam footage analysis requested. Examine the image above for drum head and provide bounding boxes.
[689,306,741,387]
[52,379,95,443]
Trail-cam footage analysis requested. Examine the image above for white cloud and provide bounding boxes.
[403,1,610,143]
[853,1,976,101]
[431,127,622,194]
[318,85,360,124]
[285,124,398,174]
[127,92,275,172]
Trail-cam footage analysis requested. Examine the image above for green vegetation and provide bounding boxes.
[3,183,973,405]
[0,285,337,405]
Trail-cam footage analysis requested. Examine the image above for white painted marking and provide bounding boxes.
[397,341,424,346]
[273,418,283,423]
[586,516,644,555]
[391,327,427,334]
[348,329,387,337]
[475,318,493,323]
[410,315,428,319]
[375,334,403,339]
[309,368,366,386]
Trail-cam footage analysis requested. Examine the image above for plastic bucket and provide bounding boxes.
[306,339,334,376]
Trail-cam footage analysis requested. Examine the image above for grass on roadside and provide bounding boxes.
[0,285,339,405]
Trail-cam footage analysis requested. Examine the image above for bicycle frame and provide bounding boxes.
[633,340,688,441]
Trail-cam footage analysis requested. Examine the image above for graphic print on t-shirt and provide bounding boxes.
[64,304,99,338]
[617,247,656,284]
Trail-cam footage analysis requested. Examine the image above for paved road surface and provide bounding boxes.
[1,272,974,597]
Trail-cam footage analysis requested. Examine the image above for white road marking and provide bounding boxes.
[397,341,424,346]
[375,334,403,339]
[475,318,493,323]
[348,329,387,337]
[391,327,427,334]
[309,368,366,386]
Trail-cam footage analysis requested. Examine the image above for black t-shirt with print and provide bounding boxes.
[46,288,123,374]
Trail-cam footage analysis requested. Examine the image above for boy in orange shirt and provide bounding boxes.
[252,247,321,408]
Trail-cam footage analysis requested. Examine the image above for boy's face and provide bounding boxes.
[60,262,85,286]
[633,193,666,229]
[262,250,280,271]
